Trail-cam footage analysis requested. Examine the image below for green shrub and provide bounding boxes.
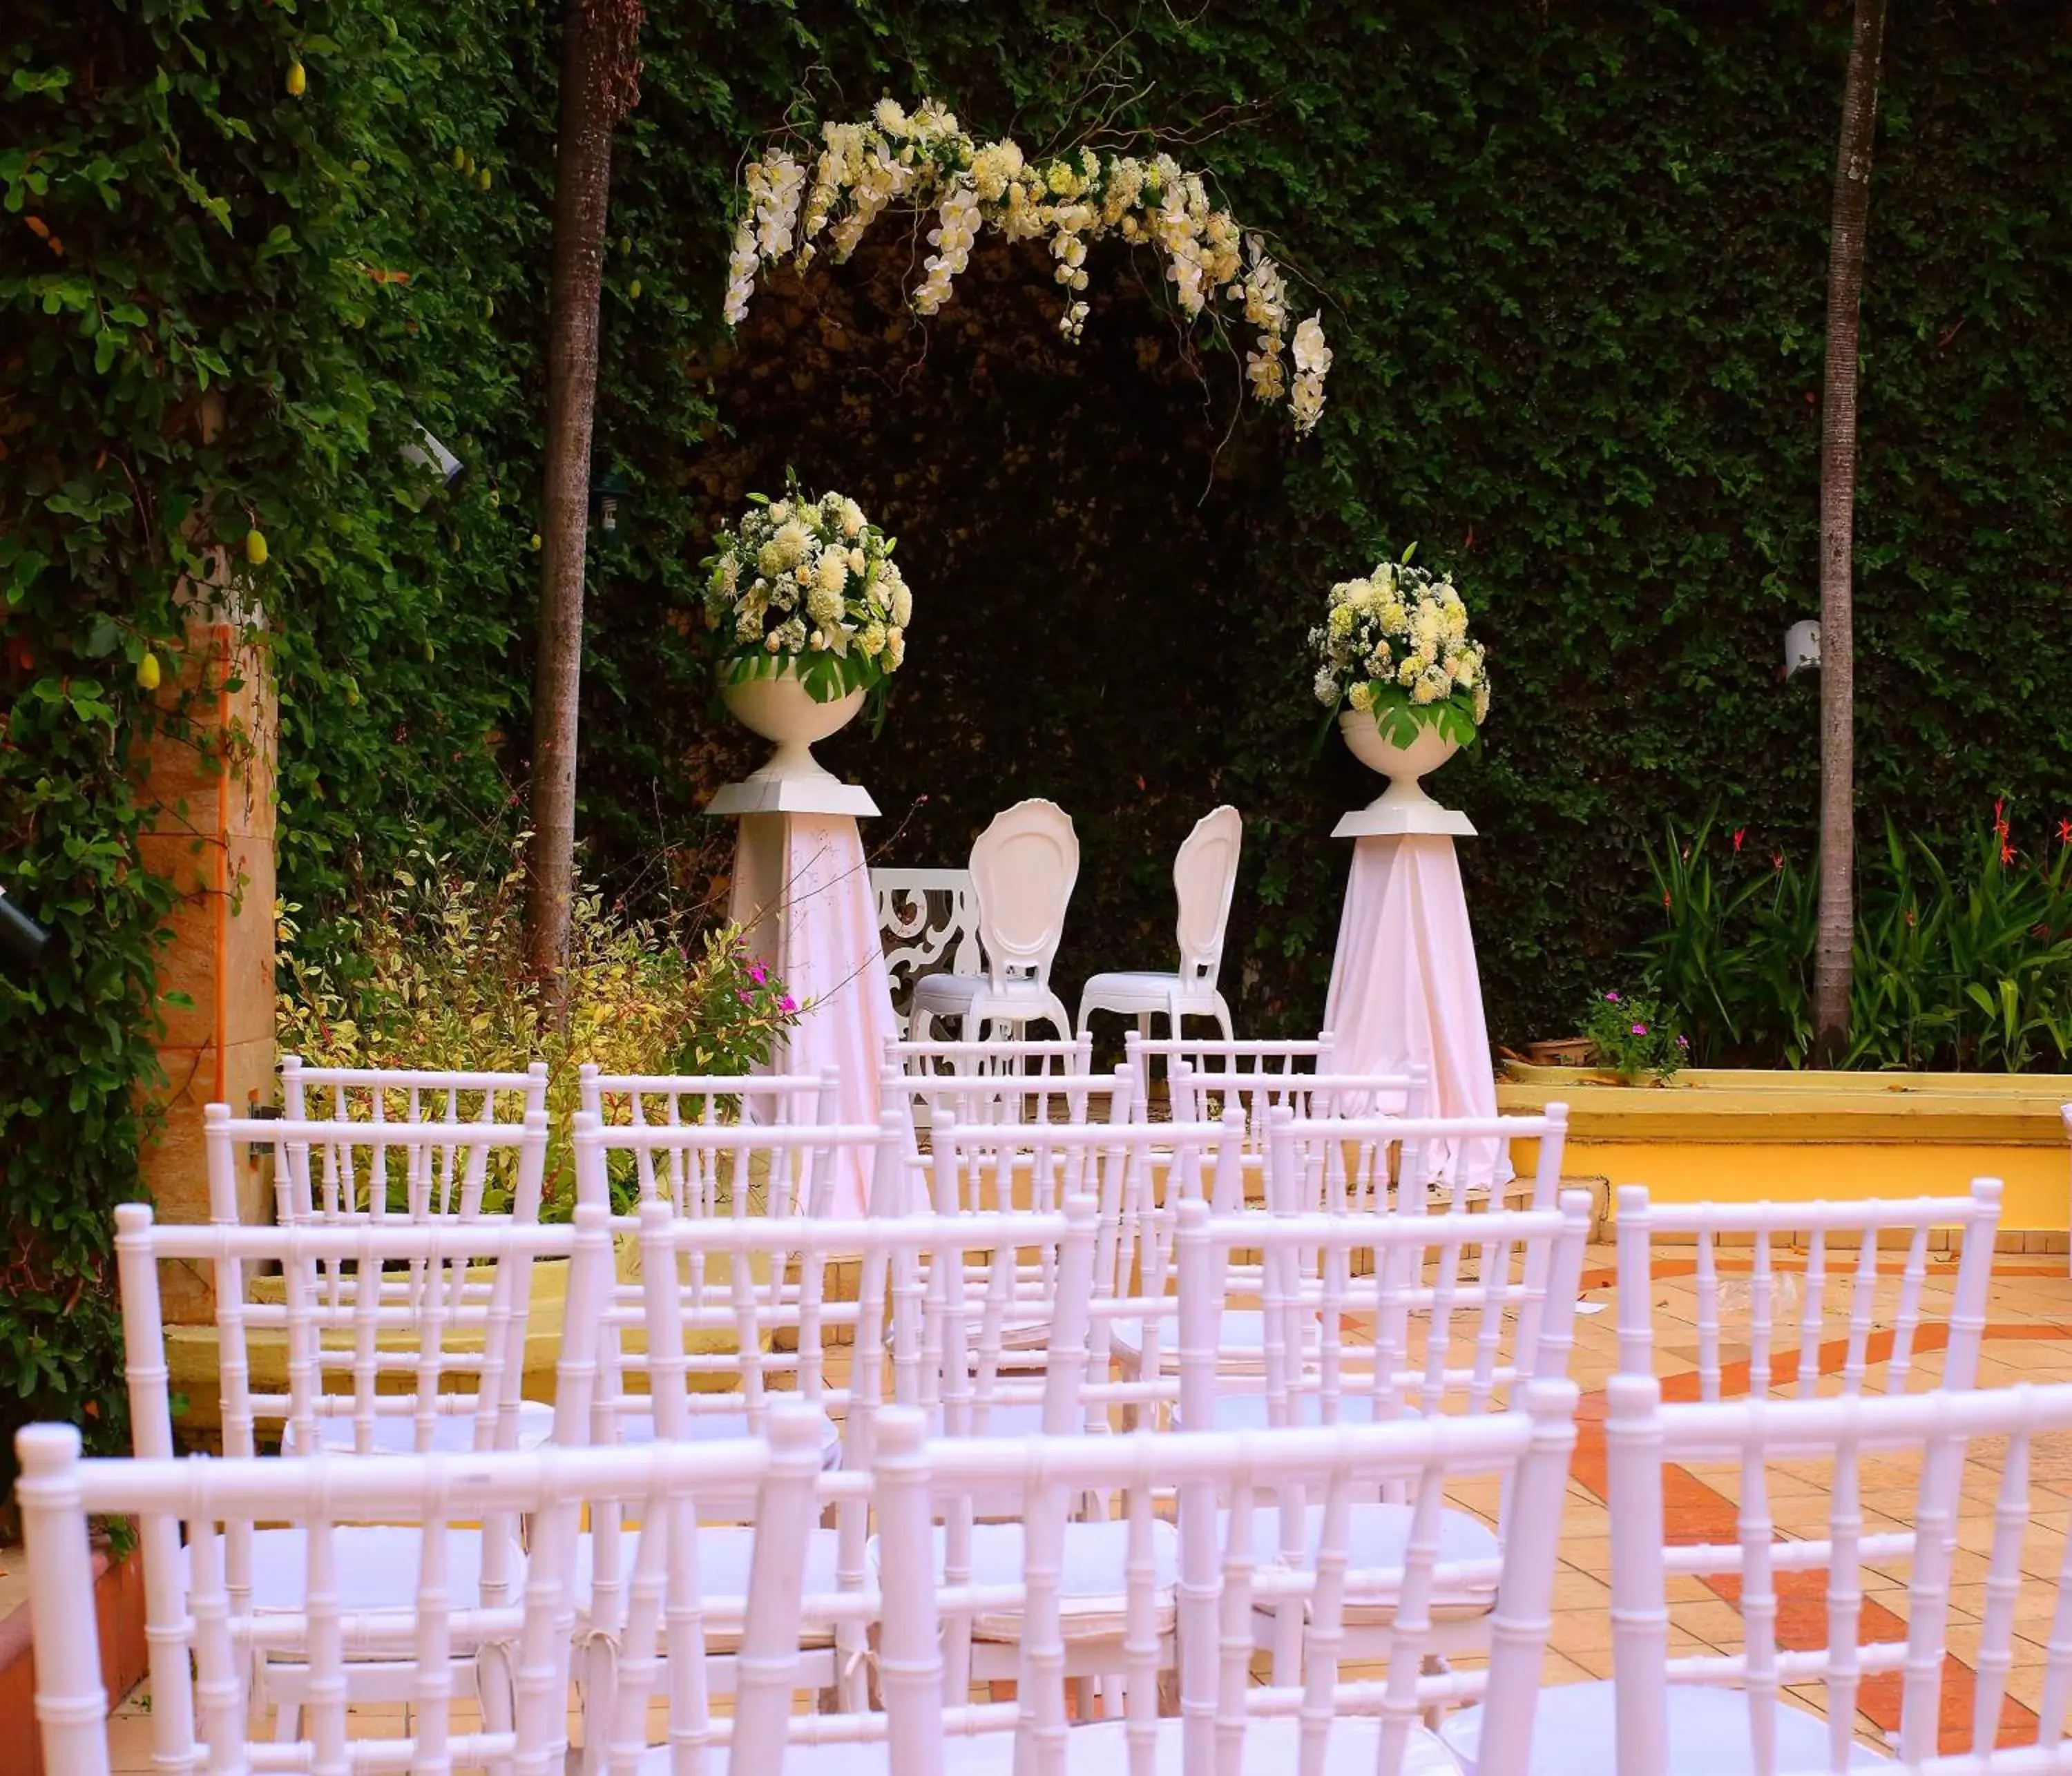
[277,836,800,1214]
[1642,813,2072,1072]
[1581,987,1687,1085]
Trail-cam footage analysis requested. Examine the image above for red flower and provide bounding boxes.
[2002,842,2017,866]
[1732,828,1746,853]
[1772,852,1785,871]
[1662,891,1672,909]
[1994,798,2011,842]
[2057,818,2071,847]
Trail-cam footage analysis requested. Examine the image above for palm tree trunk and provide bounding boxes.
[521,0,642,1013]
[1812,0,1888,1066]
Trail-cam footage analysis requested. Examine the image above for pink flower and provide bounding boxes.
[1604,990,1620,1003]
[1631,1023,1648,1036]
[779,994,798,1014]
[748,961,769,985]
[1676,1035,1689,1050]
[735,987,754,1005]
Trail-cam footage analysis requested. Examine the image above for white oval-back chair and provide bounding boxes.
[1077,804,1241,1041]
[910,798,1079,1042]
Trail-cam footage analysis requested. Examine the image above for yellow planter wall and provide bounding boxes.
[1498,1065,2071,1233]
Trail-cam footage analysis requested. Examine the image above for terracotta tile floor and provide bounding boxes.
[97,1242,2072,1770]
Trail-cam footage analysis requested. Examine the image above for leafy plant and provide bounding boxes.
[1641,812,2072,1072]
[276,834,801,1215]
[1582,987,1687,1084]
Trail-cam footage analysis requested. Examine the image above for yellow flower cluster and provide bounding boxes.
[722,99,1332,435]
[1309,558,1492,731]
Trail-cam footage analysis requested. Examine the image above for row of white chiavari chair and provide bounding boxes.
[28,1035,2031,1775]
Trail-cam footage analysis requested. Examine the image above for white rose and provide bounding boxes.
[890,585,913,627]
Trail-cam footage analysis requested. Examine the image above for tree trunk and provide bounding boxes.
[1812,0,1887,1067]
[522,0,640,1012]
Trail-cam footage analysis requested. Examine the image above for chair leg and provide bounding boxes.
[1211,994,1235,1041]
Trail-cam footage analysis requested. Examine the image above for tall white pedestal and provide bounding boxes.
[1323,800,1511,1193]
[709,774,897,1217]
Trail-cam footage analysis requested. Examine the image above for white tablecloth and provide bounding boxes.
[728,811,896,1217]
[1323,833,1512,1193]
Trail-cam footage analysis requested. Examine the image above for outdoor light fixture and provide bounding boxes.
[1783,619,1821,679]
[591,469,633,540]
[399,426,464,485]
[0,885,52,979]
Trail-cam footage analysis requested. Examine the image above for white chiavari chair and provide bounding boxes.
[1613,1181,2002,1401]
[208,1101,551,1240]
[1447,1374,2072,1776]
[575,1066,843,1215]
[15,1402,830,1776]
[270,1059,548,1222]
[1125,1028,1336,1118]
[1176,1188,1591,1683]
[780,1384,1577,1776]
[114,1199,605,1741]
[198,1110,555,1454]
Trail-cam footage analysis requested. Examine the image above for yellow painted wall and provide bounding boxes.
[1499,1065,2071,1231]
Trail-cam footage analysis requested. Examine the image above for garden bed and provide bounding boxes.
[1497,1063,2072,1240]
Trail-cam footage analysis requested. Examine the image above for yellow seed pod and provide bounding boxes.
[286,60,307,97]
[245,530,269,566]
[136,651,162,691]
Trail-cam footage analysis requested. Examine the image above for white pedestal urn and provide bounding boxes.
[711,664,876,816]
[1333,712,1474,839]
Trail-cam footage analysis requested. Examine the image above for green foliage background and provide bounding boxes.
[4,0,2071,1462]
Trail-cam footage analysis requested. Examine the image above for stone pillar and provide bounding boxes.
[130,594,277,1321]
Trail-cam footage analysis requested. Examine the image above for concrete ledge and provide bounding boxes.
[1499,1065,2072,1232]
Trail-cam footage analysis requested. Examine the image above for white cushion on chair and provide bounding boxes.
[1439,1681,1892,1775]
[1177,1389,1406,1433]
[280,1399,556,1456]
[867,1518,1179,1643]
[570,1525,844,1652]
[912,973,986,1016]
[1227,1503,1500,1623]
[764,1715,1460,1776]
[207,1525,521,1613]
[599,1405,843,1469]
[1080,970,1185,1007]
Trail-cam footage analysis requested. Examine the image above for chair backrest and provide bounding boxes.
[1264,1104,1570,1220]
[1170,1063,1430,1200]
[208,1104,550,1226]
[1613,1180,2002,1402]
[280,1054,550,1122]
[1177,1188,1595,1433]
[968,798,1079,991]
[15,1407,828,1776]
[1125,1030,1337,1116]
[1603,1373,2072,1775]
[1172,804,1243,986]
[882,1036,1103,1130]
[576,1063,838,1128]
[573,1101,897,1220]
[861,1387,1577,1776]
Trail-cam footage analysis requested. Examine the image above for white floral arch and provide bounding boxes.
[721,97,1332,436]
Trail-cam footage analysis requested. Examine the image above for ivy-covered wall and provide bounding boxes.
[4,0,2071,1465]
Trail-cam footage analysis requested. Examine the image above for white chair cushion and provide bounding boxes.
[867,1518,1179,1643]
[1111,1309,1321,1373]
[202,1525,521,1614]
[571,1525,844,1654]
[756,1715,1461,1776]
[597,1405,843,1469]
[280,1399,555,1456]
[1178,1389,1405,1434]
[1227,1502,1499,1623]
[1439,1680,1891,1775]
[1081,970,1183,1002]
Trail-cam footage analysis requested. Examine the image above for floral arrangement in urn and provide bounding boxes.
[700,477,912,708]
[722,98,1332,434]
[1310,551,1490,749]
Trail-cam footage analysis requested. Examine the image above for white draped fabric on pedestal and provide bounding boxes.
[1323,833,1513,1193]
[729,811,896,1218]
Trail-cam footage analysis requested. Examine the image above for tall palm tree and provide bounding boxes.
[522,0,644,1015]
[1813,0,1888,1064]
